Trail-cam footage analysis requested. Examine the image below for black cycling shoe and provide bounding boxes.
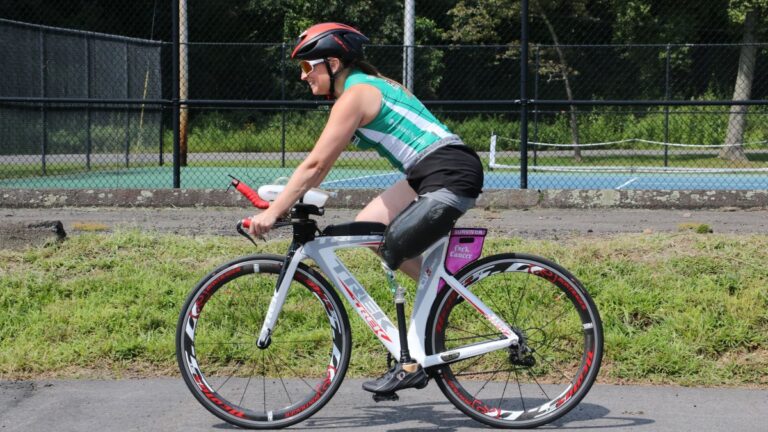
[362,361,429,395]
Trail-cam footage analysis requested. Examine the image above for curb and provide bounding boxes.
[3,188,768,209]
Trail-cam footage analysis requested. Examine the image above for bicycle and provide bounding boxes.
[176,177,604,429]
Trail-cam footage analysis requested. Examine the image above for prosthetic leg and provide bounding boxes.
[362,197,462,401]
[362,264,429,401]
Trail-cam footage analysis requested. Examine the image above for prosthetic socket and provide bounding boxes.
[378,196,463,272]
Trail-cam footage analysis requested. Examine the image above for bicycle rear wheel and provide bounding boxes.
[176,254,351,429]
[427,253,603,429]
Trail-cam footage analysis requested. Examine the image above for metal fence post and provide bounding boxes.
[281,42,286,168]
[403,0,415,91]
[125,41,131,168]
[39,28,47,176]
[533,44,540,167]
[519,0,529,189]
[159,106,165,166]
[85,35,92,170]
[664,43,671,167]
[171,0,180,188]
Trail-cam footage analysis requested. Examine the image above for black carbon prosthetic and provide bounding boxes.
[378,197,463,270]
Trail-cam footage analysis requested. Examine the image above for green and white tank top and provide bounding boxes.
[344,68,456,172]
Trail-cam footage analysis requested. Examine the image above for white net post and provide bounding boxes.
[489,133,497,169]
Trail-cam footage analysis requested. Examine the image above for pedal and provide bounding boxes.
[372,392,399,402]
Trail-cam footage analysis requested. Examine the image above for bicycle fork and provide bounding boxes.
[256,243,305,349]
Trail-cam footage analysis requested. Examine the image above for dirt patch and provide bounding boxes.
[0,220,66,250]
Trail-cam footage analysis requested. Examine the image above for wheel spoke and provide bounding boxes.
[194,341,252,346]
[471,369,498,400]
[452,296,499,337]
[530,334,583,360]
[511,276,529,325]
[178,260,350,427]
[525,370,552,401]
[261,351,267,413]
[496,371,512,414]
[213,361,243,393]
[453,367,520,378]
[266,351,293,406]
[452,355,486,377]
[513,367,527,412]
[534,307,575,335]
[266,347,325,392]
[238,365,256,407]
[530,349,579,383]
[433,256,602,428]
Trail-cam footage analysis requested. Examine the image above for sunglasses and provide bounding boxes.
[299,59,325,74]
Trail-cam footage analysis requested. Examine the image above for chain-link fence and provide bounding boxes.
[1,0,767,191]
[0,19,164,177]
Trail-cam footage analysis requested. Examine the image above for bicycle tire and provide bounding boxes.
[176,254,351,429]
[426,253,603,429]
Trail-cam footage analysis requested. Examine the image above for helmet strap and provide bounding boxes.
[324,57,338,100]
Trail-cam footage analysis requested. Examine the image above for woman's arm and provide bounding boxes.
[248,84,381,235]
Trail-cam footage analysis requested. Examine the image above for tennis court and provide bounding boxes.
[0,165,766,190]
[324,169,768,190]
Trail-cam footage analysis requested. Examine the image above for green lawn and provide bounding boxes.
[1,230,766,386]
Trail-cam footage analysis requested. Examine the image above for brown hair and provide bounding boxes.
[351,60,413,97]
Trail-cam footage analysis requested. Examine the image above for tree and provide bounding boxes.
[447,0,601,161]
[535,1,583,161]
[722,1,767,162]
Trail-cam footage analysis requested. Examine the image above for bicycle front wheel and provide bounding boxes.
[176,254,351,429]
[427,253,603,429]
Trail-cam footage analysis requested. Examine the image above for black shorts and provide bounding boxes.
[405,145,484,198]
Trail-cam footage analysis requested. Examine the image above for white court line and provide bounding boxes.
[615,177,639,190]
[320,172,403,187]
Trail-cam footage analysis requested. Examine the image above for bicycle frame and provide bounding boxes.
[256,230,520,368]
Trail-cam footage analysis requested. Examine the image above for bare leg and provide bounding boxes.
[355,179,422,280]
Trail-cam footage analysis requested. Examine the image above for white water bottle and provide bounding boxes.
[257,184,331,207]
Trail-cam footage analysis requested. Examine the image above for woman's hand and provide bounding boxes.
[248,210,279,237]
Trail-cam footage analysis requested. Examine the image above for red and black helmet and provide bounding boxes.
[291,22,369,63]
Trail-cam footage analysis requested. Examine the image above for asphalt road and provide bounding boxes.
[1,378,766,431]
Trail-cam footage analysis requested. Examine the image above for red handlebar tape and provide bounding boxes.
[231,179,269,209]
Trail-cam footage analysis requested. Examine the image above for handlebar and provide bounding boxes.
[230,175,324,244]
[229,176,268,233]
[230,176,270,209]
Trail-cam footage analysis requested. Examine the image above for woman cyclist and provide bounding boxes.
[248,22,484,397]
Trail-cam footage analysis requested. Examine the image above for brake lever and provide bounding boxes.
[236,221,264,246]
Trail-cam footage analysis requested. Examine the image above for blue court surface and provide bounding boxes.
[320,170,768,191]
[0,166,766,190]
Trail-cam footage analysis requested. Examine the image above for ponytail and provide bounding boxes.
[351,60,413,97]
[354,60,383,77]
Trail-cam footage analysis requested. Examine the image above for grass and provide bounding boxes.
[1,230,767,387]
[0,161,154,181]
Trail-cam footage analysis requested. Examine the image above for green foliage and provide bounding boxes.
[182,110,328,153]
[728,0,768,22]
[174,105,768,155]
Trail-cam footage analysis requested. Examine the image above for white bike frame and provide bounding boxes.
[256,231,520,368]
